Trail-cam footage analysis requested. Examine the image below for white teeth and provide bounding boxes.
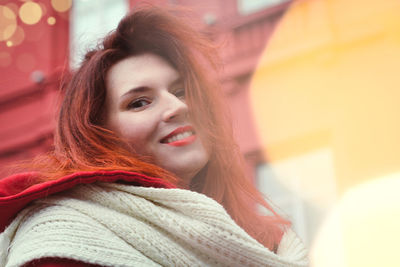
[166,131,193,143]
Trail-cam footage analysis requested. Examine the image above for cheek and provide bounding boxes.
[112,114,158,155]
[197,131,212,155]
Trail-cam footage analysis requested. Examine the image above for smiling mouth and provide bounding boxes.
[160,126,197,146]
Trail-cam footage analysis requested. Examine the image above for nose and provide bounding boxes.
[161,92,188,122]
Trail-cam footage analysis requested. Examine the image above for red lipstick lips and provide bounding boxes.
[160,126,197,147]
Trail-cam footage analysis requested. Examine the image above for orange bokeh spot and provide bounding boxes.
[19,1,42,25]
[51,0,72,13]
[7,26,25,47]
[0,5,17,41]
[47,16,56,25]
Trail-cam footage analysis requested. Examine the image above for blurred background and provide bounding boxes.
[1,0,400,266]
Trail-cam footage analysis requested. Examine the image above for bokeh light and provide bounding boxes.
[51,0,72,13]
[251,0,400,193]
[6,40,12,47]
[0,51,12,67]
[311,173,400,267]
[7,26,25,47]
[47,16,56,25]
[19,1,42,25]
[0,5,17,41]
[250,0,400,264]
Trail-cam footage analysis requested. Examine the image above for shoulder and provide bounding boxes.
[2,199,156,267]
[0,170,174,232]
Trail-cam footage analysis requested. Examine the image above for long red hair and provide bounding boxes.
[31,6,290,250]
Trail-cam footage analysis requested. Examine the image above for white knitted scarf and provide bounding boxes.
[0,183,308,267]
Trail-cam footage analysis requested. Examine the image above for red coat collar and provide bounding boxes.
[0,170,175,232]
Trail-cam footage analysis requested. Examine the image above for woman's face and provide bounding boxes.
[105,53,210,183]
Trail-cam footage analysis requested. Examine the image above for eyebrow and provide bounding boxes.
[120,77,183,100]
[170,77,183,88]
[120,86,151,100]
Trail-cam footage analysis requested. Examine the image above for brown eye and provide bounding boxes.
[127,98,151,110]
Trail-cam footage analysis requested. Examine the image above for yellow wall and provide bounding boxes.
[251,0,400,194]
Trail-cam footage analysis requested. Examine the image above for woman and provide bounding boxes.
[0,6,308,267]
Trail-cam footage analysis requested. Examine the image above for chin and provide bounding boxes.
[163,153,209,182]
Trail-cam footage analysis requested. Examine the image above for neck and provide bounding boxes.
[188,163,209,192]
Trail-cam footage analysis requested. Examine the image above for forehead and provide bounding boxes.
[106,53,180,97]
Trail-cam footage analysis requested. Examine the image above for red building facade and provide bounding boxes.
[0,1,70,177]
[0,0,290,178]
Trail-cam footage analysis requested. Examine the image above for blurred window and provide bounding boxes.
[70,0,128,68]
[238,0,289,15]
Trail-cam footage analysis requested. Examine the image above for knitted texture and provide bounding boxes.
[0,183,309,267]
